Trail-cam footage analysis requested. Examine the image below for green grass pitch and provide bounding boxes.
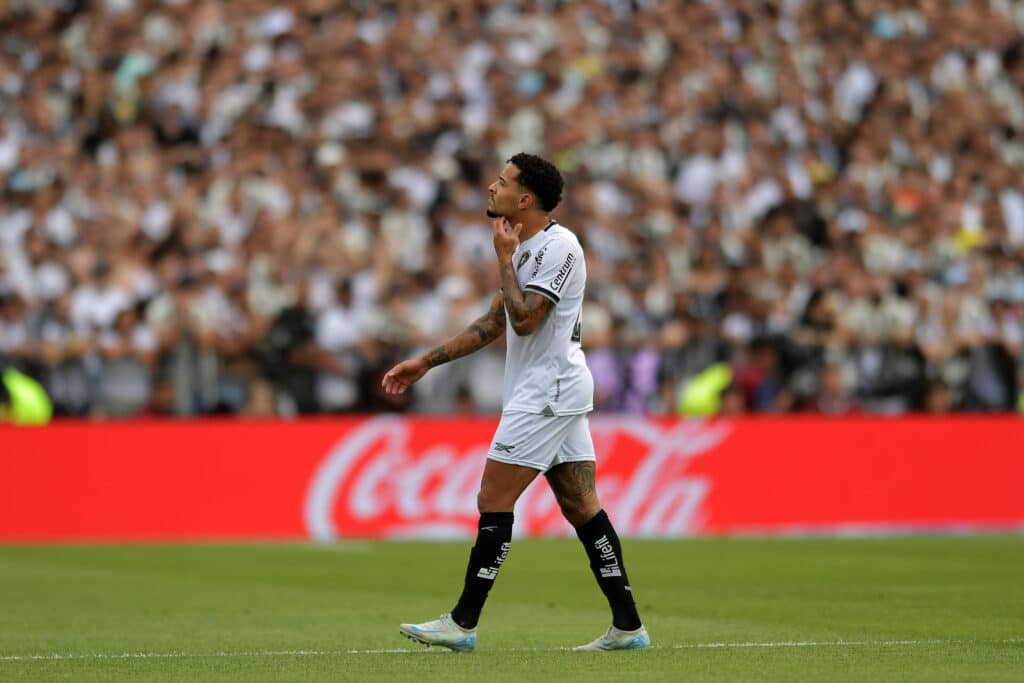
[1,537,1021,681]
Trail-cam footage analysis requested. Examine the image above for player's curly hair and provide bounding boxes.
[508,153,563,212]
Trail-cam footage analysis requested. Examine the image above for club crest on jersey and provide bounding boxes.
[516,250,531,271]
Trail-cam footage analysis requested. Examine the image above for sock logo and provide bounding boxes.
[476,541,512,581]
[594,535,623,578]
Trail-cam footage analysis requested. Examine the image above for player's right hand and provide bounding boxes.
[381,357,429,394]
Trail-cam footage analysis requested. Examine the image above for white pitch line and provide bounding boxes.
[0,650,348,662]
[674,639,949,649]
[1,639,1021,662]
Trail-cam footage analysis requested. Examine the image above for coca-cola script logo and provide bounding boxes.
[304,417,731,540]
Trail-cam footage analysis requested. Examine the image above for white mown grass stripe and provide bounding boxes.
[1,639,1020,661]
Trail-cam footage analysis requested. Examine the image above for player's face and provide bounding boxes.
[486,164,524,218]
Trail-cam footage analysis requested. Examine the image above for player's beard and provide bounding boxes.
[486,196,501,218]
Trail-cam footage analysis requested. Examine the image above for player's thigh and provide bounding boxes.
[477,458,541,513]
[545,415,601,526]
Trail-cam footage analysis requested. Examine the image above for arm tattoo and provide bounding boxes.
[422,295,506,368]
[498,258,555,334]
[422,346,451,368]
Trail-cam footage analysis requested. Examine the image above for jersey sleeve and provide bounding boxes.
[523,236,580,304]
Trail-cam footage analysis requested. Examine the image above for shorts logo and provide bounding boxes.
[493,442,516,453]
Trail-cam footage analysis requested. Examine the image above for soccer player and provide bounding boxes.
[382,153,650,653]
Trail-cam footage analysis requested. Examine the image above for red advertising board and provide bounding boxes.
[1,416,1022,542]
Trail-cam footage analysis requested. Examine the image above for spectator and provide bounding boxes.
[806,362,861,416]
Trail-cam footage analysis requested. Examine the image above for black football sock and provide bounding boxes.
[450,511,514,630]
[575,509,642,631]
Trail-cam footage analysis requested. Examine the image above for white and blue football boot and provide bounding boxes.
[573,625,651,651]
[399,613,477,652]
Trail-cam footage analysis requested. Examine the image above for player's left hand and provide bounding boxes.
[492,217,522,262]
[381,357,429,394]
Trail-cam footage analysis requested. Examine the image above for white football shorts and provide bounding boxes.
[486,411,596,472]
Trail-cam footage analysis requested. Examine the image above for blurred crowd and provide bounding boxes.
[2,0,1024,419]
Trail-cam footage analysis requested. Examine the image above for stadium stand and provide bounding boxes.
[0,0,1022,417]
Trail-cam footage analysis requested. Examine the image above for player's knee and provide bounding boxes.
[477,488,513,514]
[559,497,598,528]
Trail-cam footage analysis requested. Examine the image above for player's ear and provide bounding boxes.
[518,192,534,210]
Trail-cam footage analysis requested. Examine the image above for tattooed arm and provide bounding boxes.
[497,257,555,336]
[421,292,506,368]
[381,293,505,394]
[492,216,555,336]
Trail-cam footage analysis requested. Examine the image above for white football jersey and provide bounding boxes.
[502,221,594,415]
